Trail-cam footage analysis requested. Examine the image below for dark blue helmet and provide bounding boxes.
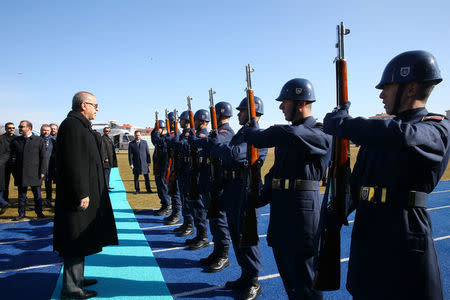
[376,50,442,89]
[236,96,264,115]
[179,110,190,121]
[158,120,165,128]
[276,78,316,102]
[215,101,233,117]
[194,109,210,122]
[167,112,176,121]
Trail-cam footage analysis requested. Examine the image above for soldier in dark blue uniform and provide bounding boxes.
[244,79,331,300]
[191,101,235,272]
[170,111,195,236]
[151,120,171,216]
[185,109,211,250]
[323,50,448,300]
[211,97,267,300]
[163,111,182,225]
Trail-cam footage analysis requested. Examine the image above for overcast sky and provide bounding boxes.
[1,0,449,131]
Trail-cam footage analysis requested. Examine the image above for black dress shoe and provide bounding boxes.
[0,204,9,216]
[146,189,155,193]
[133,190,139,195]
[176,224,195,237]
[13,215,28,221]
[82,278,98,287]
[187,236,210,250]
[61,289,98,299]
[241,281,261,300]
[207,256,230,273]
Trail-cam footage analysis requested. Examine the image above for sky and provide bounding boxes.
[1,0,449,132]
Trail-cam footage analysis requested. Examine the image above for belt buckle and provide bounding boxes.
[360,187,373,202]
[408,190,416,207]
[232,170,236,179]
[295,179,302,190]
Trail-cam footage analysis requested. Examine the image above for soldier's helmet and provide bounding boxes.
[276,78,316,102]
[167,112,176,121]
[376,50,442,89]
[158,120,165,128]
[236,97,264,115]
[215,101,233,118]
[194,109,210,122]
[179,110,190,121]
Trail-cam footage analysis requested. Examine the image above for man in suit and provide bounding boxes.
[0,122,17,203]
[53,91,118,299]
[101,127,117,190]
[40,124,56,208]
[10,120,46,221]
[0,134,10,215]
[50,123,58,139]
[128,130,153,194]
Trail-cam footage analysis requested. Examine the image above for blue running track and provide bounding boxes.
[0,168,448,299]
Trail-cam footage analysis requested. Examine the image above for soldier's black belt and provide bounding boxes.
[223,170,245,180]
[272,178,319,191]
[359,186,428,208]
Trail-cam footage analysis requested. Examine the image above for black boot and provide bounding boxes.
[174,221,187,233]
[225,275,249,290]
[199,246,218,266]
[207,245,230,273]
[177,223,194,237]
[187,232,210,250]
[154,206,171,216]
[241,277,261,300]
[165,213,181,225]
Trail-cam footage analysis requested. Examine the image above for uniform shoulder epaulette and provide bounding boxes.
[219,129,227,133]
[199,133,206,138]
[421,114,445,122]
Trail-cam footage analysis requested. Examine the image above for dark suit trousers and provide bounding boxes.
[4,165,15,202]
[17,186,42,216]
[44,178,53,200]
[63,256,85,293]
[104,168,111,188]
[134,173,151,192]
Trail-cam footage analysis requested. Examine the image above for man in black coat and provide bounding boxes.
[128,130,153,194]
[101,127,117,190]
[1,122,17,203]
[53,91,118,299]
[0,135,10,214]
[10,120,46,221]
[40,124,56,208]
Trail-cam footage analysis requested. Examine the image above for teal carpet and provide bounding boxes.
[51,168,172,299]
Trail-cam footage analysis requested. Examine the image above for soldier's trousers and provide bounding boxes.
[272,247,322,300]
[209,210,231,249]
[169,180,181,215]
[155,174,170,208]
[190,193,209,235]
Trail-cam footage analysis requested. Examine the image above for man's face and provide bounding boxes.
[379,83,398,115]
[104,128,110,136]
[279,99,296,121]
[134,132,141,141]
[19,122,31,136]
[50,125,58,136]
[41,126,51,137]
[237,109,249,126]
[5,124,15,136]
[82,95,98,120]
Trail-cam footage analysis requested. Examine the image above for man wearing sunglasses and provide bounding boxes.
[1,122,17,203]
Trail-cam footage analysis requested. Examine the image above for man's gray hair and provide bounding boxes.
[72,91,95,111]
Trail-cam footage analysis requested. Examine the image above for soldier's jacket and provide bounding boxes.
[187,127,210,195]
[328,107,449,300]
[150,130,169,178]
[168,128,191,195]
[245,116,332,252]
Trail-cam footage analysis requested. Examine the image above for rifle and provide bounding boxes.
[206,88,221,219]
[187,96,200,200]
[153,111,161,176]
[164,109,173,184]
[239,64,260,247]
[168,109,179,194]
[313,21,351,291]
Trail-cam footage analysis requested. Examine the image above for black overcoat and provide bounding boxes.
[10,135,46,187]
[53,111,118,258]
[101,135,117,169]
[0,138,10,190]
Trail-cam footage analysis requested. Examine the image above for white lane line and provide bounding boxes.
[0,262,62,274]
[432,189,450,194]
[0,236,52,245]
[141,223,181,230]
[428,205,450,211]
[434,235,450,241]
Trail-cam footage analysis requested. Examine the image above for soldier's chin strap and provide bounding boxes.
[391,84,405,116]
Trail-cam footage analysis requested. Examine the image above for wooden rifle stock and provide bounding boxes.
[240,64,260,247]
[314,22,351,291]
[187,97,200,200]
[168,110,179,195]
[164,109,172,184]
[153,112,161,176]
[206,89,221,220]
